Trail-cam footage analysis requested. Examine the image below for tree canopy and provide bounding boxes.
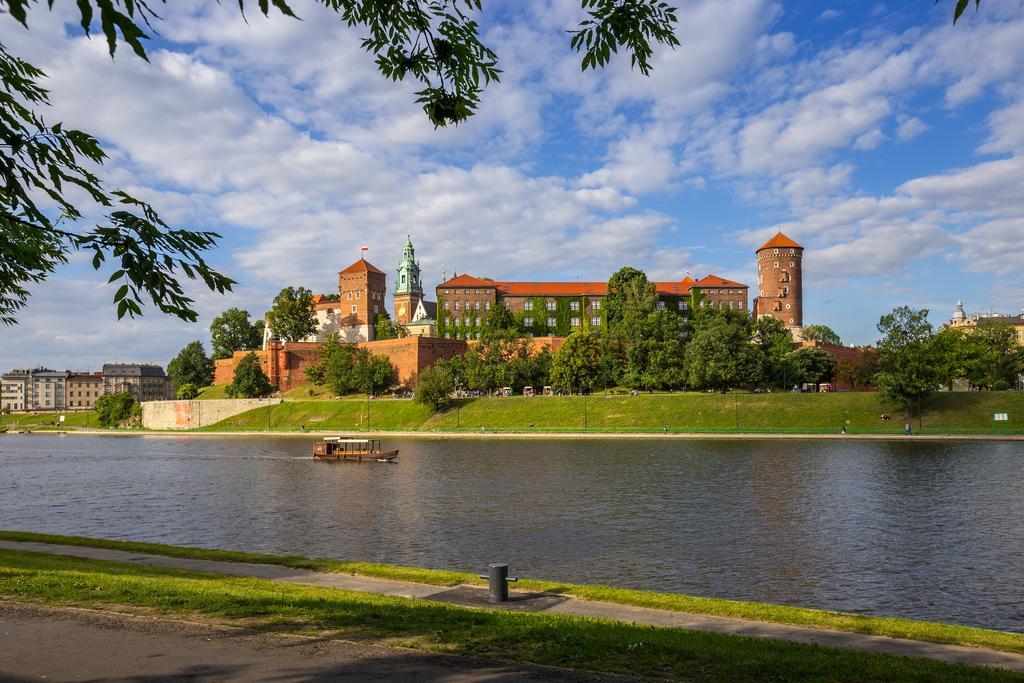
[874,307,939,409]
[374,312,409,341]
[95,392,138,427]
[210,308,264,360]
[801,324,842,346]
[226,352,275,398]
[167,341,214,389]
[304,334,396,395]
[266,287,317,343]
[550,330,603,391]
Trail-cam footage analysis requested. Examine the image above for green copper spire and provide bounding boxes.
[395,234,422,296]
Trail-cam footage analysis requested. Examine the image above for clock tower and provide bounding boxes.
[394,235,423,325]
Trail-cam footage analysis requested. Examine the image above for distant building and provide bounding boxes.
[947,300,1024,345]
[753,231,804,332]
[31,370,69,410]
[102,364,173,403]
[67,372,104,411]
[394,235,424,326]
[434,273,748,340]
[1,369,31,412]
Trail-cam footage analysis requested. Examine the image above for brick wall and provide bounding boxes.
[214,337,469,391]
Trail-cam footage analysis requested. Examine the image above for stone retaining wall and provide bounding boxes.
[142,398,281,430]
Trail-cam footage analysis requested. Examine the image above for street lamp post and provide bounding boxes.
[734,392,739,433]
[366,392,371,431]
[583,387,588,431]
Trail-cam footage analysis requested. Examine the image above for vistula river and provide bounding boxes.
[1,434,1022,632]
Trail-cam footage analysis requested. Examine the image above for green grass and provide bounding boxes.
[198,392,1024,435]
[195,384,230,400]
[1,411,98,431]
[0,548,1017,681]
[4,530,1023,657]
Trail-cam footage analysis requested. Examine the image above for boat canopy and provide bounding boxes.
[324,437,371,444]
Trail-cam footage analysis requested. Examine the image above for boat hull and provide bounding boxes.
[313,449,399,462]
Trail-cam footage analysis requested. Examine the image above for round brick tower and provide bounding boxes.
[755,231,803,330]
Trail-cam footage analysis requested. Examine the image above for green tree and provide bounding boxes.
[305,334,395,395]
[960,322,1020,389]
[621,309,686,390]
[266,287,317,342]
[835,350,879,391]
[415,364,454,411]
[550,331,603,391]
[605,267,651,333]
[175,383,199,400]
[226,352,275,398]
[167,341,214,389]
[784,347,837,387]
[752,316,794,388]
[373,311,409,341]
[94,392,136,427]
[482,301,516,334]
[210,308,264,360]
[359,353,397,395]
[801,324,842,345]
[684,316,762,391]
[874,307,939,409]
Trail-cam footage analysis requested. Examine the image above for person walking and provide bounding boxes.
[904,423,912,436]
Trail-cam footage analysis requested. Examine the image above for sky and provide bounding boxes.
[2,0,1023,370]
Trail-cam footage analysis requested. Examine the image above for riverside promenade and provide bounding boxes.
[3,540,1023,674]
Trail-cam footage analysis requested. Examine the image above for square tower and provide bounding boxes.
[338,258,387,341]
[394,235,424,325]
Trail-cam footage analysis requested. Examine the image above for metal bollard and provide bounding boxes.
[479,563,518,603]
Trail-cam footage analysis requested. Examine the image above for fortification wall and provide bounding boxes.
[142,398,281,430]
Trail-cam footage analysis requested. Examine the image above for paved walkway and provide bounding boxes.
[0,601,618,682]
[4,540,1024,673]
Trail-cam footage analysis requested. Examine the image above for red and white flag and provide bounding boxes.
[361,246,369,252]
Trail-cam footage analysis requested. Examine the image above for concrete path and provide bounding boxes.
[4,540,1024,673]
[0,601,621,682]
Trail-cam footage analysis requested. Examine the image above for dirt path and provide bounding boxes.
[0,602,621,682]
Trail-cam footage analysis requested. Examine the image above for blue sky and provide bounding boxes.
[2,0,1023,369]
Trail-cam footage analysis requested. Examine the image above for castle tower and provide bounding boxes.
[754,231,803,330]
[393,235,423,325]
[338,257,387,342]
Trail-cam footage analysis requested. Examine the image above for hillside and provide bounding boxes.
[200,391,1024,435]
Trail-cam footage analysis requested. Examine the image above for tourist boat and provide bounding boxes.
[313,437,399,462]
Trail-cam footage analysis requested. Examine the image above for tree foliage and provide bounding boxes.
[226,352,275,398]
[373,312,409,341]
[304,334,395,395]
[683,313,762,391]
[752,316,793,388]
[801,324,842,345]
[874,307,939,409]
[784,347,836,387]
[0,43,233,325]
[94,391,137,427]
[550,330,603,391]
[835,350,879,391]
[167,341,214,389]
[266,287,317,342]
[210,308,264,360]
[175,383,199,400]
[605,266,651,334]
[482,301,516,335]
[415,364,455,410]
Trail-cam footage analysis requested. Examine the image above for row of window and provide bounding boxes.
[520,317,601,328]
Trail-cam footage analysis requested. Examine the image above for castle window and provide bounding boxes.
[657,301,665,310]
[546,300,556,311]
[547,317,556,327]
[786,304,791,309]
[592,300,601,310]
[455,318,461,326]
[570,317,580,327]
[570,301,580,311]
[356,291,361,299]
[351,305,357,313]
[790,262,795,267]
[774,249,779,255]
[485,302,491,310]
[401,274,406,284]
[524,301,533,311]
[474,301,480,310]
[524,317,533,327]
[678,301,687,311]
[443,301,449,311]
[591,316,601,326]
[373,305,378,313]
[347,292,352,300]
[454,301,460,310]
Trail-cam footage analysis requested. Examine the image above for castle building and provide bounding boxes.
[394,235,423,326]
[434,273,748,340]
[753,231,803,331]
[947,299,1024,345]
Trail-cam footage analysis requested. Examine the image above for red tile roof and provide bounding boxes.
[439,274,746,297]
[339,258,385,275]
[757,231,802,251]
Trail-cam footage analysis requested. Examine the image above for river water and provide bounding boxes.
[1,434,1022,631]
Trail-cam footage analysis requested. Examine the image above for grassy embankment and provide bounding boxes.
[199,391,1024,435]
[0,547,1019,681]
[1,411,98,431]
[3,530,1023,658]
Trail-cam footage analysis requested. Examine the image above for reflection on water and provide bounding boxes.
[1,434,1022,631]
